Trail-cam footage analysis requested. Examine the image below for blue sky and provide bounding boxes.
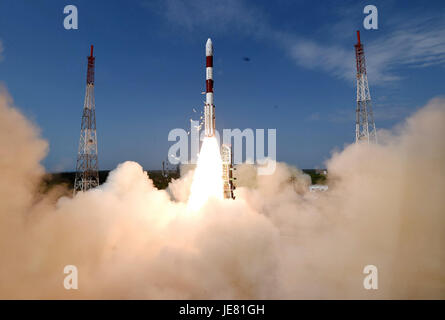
[0,0,444,171]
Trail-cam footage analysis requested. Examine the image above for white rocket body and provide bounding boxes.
[204,38,215,137]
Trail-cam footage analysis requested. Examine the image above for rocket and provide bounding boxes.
[204,38,216,137]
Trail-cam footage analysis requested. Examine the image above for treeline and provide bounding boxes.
[41,170,181,192]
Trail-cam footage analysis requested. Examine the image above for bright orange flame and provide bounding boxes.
[187,137,223,211]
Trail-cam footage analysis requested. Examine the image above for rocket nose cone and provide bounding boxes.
[206,38,213,56]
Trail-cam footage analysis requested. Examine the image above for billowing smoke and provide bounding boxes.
[0,86,444,299]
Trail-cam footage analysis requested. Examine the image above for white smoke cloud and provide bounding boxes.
[0,87,444,299]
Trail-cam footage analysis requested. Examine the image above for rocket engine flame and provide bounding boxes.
[187,137,224,211]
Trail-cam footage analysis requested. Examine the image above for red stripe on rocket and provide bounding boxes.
[204,38,215,137]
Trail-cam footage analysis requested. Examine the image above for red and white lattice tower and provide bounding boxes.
[354,31,377,144]
[74,45,99,194]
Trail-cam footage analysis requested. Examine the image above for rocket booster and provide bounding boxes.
[204,38,216,137]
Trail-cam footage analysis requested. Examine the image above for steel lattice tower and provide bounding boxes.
[74,45,99,194]
[354,31,377,144]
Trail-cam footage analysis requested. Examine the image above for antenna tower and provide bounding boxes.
[74,45,99,194]
[354,31,377,143]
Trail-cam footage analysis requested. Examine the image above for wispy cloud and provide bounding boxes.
[366,17,445,82]
[148,0,445,85]
[289,39,354,81]
[279,13,445,84]
[146,0,267,35]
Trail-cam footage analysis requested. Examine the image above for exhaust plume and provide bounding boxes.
[187,137,224,211]
[0,87,444,299]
